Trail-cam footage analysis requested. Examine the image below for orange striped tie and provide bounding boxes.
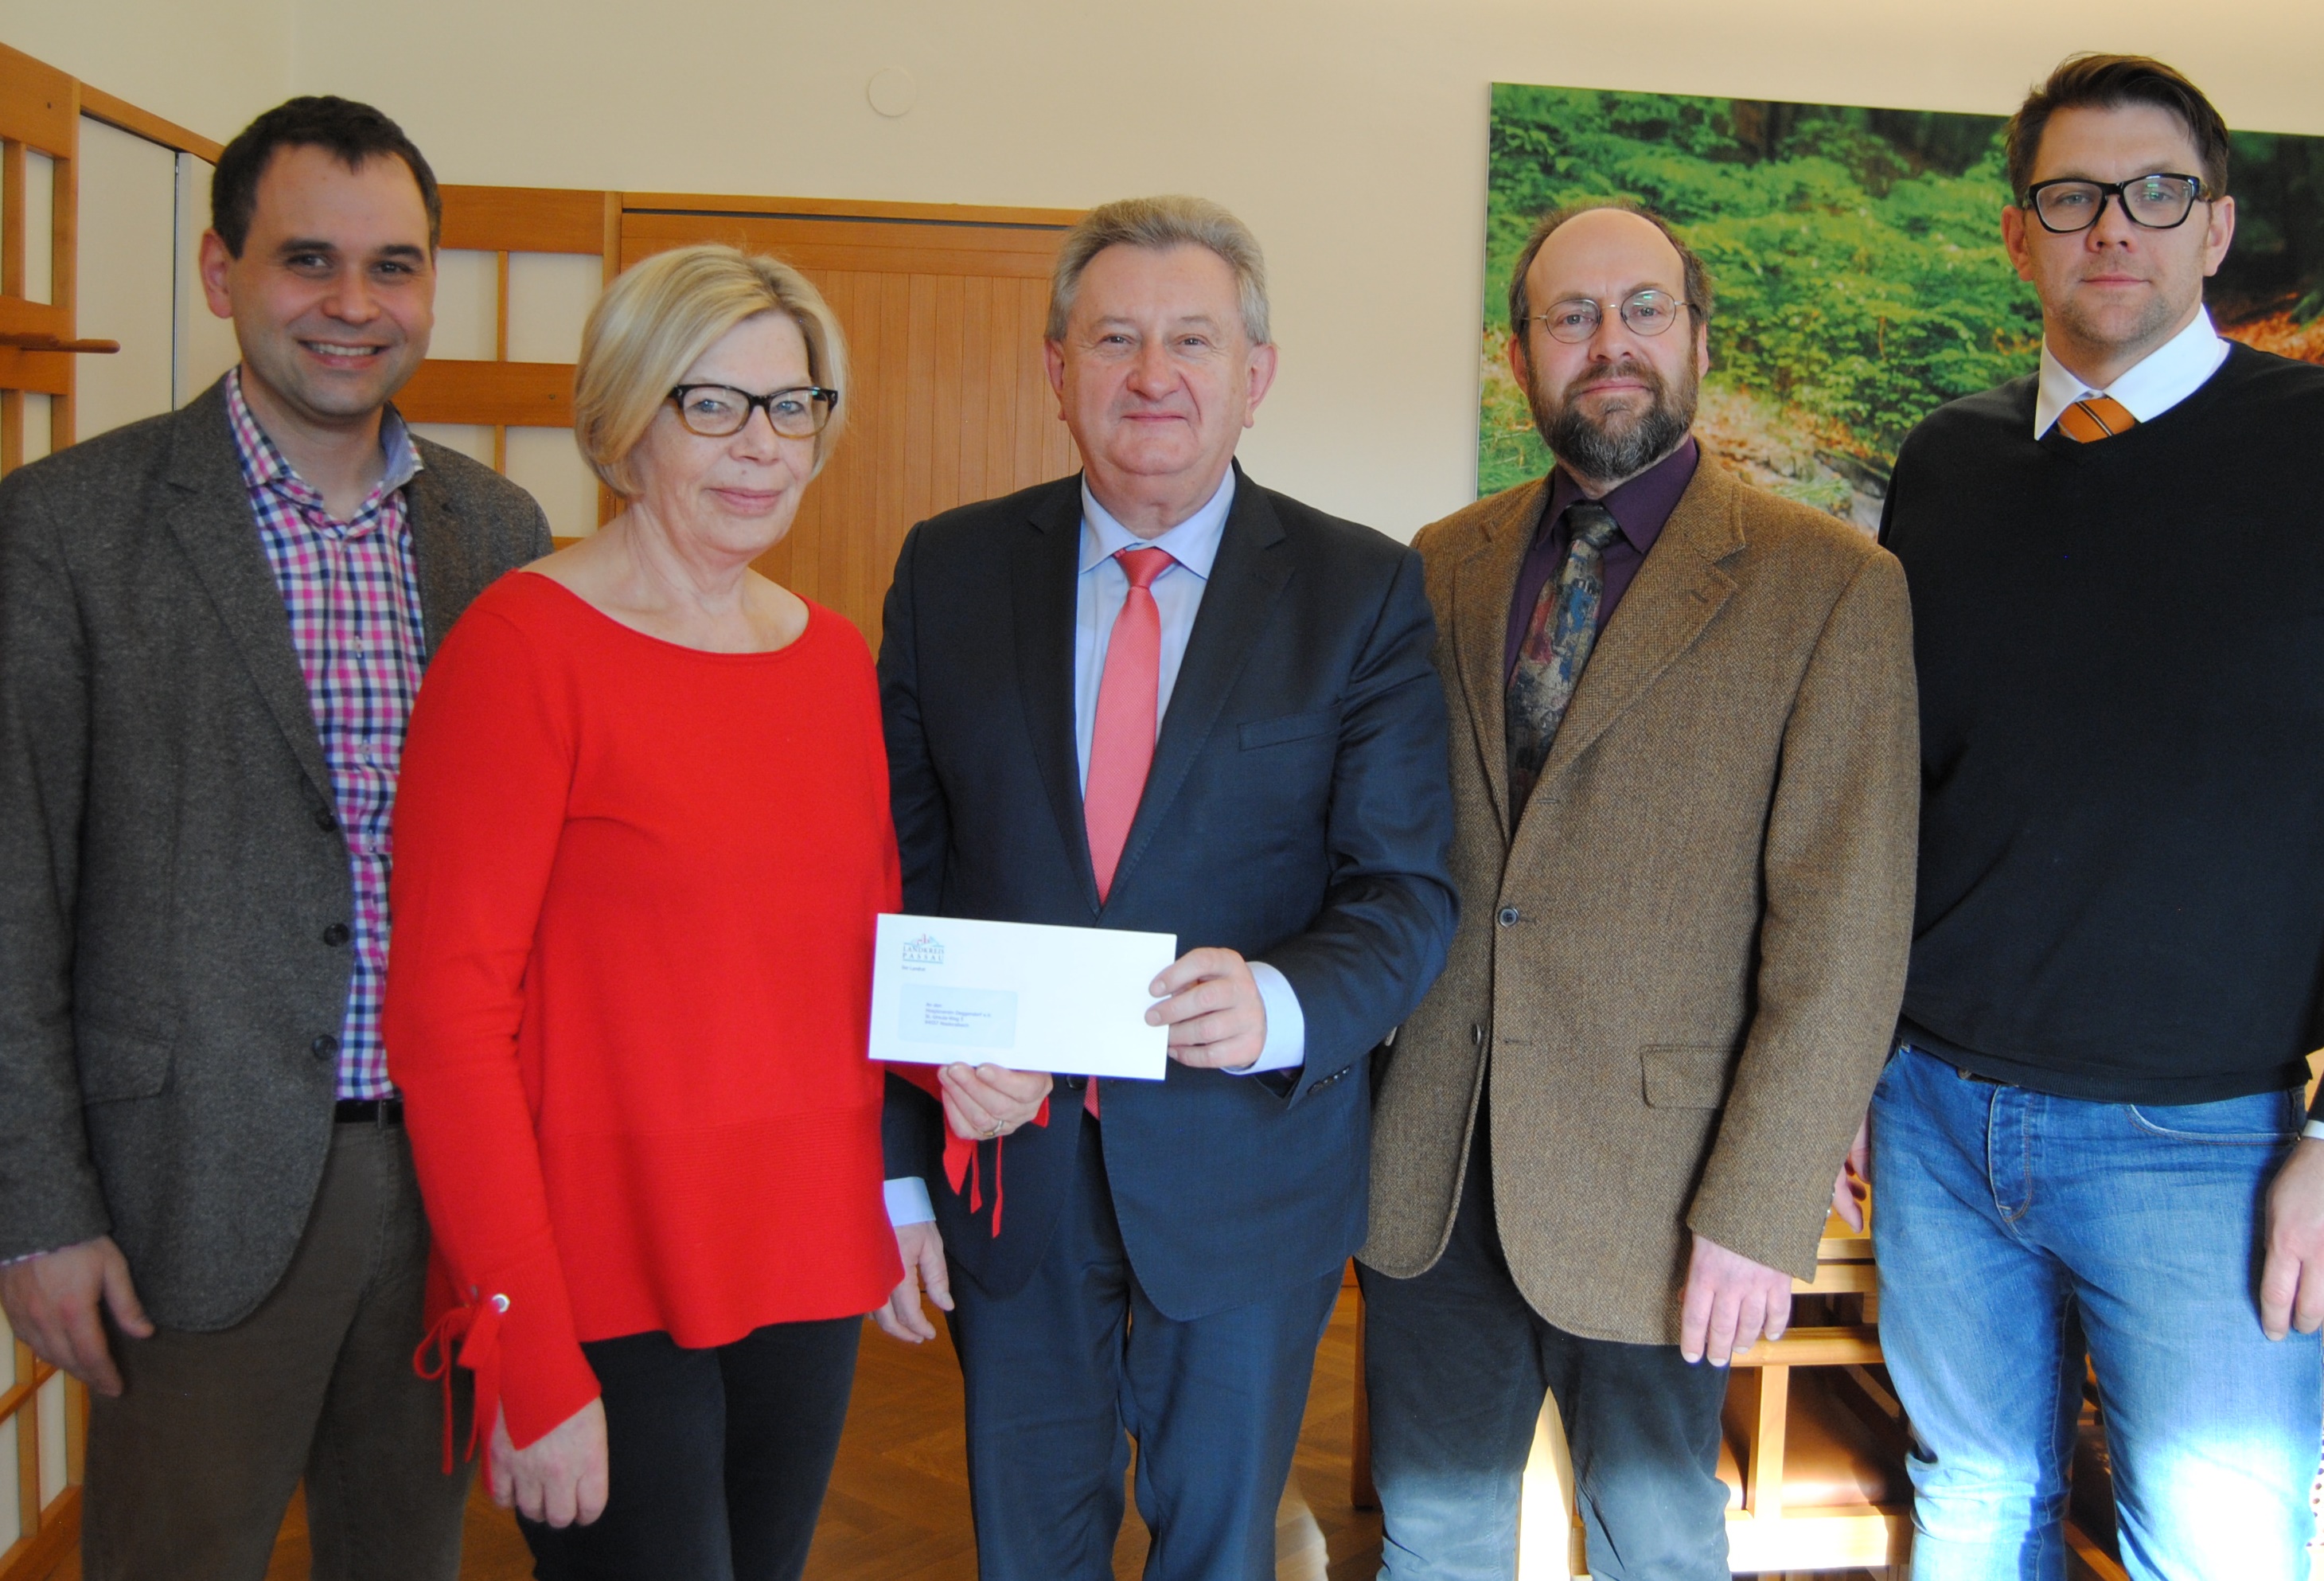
[2057,394,2136,443]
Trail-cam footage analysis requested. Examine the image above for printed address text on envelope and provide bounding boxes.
[868,914,1177,1081]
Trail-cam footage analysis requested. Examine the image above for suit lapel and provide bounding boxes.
[1450,480,1547,835]
[402,458,477,660]
[162,385,335,802]
[1530,457,1744,790]
[1105,465,1293,908]
[1012,478,1103,916]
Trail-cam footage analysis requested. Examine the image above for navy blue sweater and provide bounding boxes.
[1881,342,2324,1108]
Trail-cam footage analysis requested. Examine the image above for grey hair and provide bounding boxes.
[1046,194,1272,345]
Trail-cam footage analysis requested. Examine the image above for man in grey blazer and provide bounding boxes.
[0,99,548,1578]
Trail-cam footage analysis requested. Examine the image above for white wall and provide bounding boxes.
[14,0,2324,532]
[0,0,289,155]
[75,115,177,439]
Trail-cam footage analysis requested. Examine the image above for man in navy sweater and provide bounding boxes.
[1874,53,2324,1577]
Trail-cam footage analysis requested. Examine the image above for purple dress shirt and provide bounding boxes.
[1502,436,1699,684]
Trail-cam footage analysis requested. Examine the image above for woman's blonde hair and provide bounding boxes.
[572,244,849,498]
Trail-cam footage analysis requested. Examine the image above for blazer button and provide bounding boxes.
[313,809,340,833]
[1497,907,1520,927]
[322,923,351,947]
[310,1034,340,1060]
[1472,1023,1484,1048]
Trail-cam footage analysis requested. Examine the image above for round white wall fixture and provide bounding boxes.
[867,68,918,119]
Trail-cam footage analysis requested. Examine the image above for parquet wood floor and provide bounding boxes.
[41,1286,1383,1581]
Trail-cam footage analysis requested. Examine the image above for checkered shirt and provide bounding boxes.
[225,368,427,1101]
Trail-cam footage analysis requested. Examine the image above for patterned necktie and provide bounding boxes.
[1081,545,1173,1122]
[1506,502,1624,814]
[2056,393,2137,443]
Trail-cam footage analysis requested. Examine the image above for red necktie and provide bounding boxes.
[1086,546,1172,900]
[1081,546,1173,1118]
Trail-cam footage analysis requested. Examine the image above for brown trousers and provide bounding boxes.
[81,1119,471,1581]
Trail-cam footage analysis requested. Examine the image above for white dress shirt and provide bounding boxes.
[885,469,1307,1229]
[2033,306,2231,438]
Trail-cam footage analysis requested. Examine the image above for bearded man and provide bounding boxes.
[1355,202,1920,1581]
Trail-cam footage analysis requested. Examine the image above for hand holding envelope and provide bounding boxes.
[936,1064,1051,1142]
[1143,947,1272,1072]
[872,915,1179,1081]
[869,918,1274,1102]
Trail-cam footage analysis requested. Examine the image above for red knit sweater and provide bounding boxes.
[384,572,901,1448]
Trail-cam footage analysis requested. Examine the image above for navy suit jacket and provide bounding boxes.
[878,465,1457,1320]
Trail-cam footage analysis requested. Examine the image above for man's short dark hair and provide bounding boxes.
[2005,54,2230,203]
[1507,201,1714,342]
[211,96,442,257]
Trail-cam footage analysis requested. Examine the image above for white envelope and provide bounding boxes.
[868,913,1177,1081]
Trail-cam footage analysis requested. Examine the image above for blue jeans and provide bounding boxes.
[1872,1043,2321,1580]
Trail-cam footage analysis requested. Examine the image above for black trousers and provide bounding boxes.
[1358,1111,1732,1581]
[519,1315,861,1581]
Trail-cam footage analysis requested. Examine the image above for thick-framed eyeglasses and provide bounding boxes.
[668,383,839,439]
[1525,290,1694,344]
[2022,174,2209,234]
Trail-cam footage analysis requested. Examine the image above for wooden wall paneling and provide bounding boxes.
[396,185,616,540]
[437,184,610,256]
[395,359,576,427]
[0,52,88,474]
[928,272,965,537]
[76,84,221,164]
[12,1343,33,1566]
[0,49,94,1581]
[0,54,206,1579]
[46,95,76,452]
[493,248,510,470]
[2,135,22,478]
[957,275,992,508]
[0,47,75,158]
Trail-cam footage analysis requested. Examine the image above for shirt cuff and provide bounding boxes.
[885,1176,937,1225]
[2303,1119,2324,1143]
[1230,962,1306,1075]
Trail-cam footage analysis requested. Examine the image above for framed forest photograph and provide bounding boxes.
[1479,84,2324,525]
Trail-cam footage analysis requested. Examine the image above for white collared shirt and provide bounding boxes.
[2033,306,2232,438]
[1071,470,1235,780]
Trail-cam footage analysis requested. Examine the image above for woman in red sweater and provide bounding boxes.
[384,244,906,1580]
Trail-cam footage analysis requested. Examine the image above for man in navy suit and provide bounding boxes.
[872,194,1457,1581]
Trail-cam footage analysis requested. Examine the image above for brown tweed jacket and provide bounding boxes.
[1359,454,1917,1347]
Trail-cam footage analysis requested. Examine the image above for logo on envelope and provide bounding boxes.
[901,933,946,966]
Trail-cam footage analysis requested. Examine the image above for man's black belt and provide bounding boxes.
[334,1097,404,1125]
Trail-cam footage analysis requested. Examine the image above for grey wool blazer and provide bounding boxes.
[0,377,551,1330]
[1360,455,1918,1348]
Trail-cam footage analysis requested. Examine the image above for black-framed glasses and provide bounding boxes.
[2022,174,2209,234]
[1525,290,1694,344]
[668,383,839,439]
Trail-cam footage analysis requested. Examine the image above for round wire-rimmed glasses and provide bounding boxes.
[668,383,839,439]
[2022,174,2209,234]
[1524,289,1694,344]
